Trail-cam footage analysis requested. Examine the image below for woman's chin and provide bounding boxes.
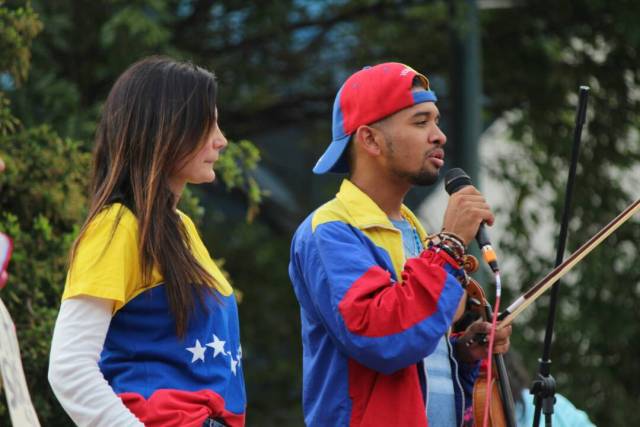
[189,172,216,185]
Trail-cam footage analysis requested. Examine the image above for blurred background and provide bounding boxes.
[1,0,639,425]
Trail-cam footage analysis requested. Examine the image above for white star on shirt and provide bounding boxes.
[230,357,238,375]
[186,339,206,363]
[206,334,227,358]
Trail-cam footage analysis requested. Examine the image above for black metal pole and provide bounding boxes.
[531,86,590,427]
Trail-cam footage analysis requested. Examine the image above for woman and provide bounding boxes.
[48,57,246,427]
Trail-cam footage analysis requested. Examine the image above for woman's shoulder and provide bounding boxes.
[176,209,196,228]
[65,203,140,305]
[88,203,138,235]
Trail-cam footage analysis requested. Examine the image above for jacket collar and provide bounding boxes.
[335,179,428,238]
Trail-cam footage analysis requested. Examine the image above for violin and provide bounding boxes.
[462,256,517,427]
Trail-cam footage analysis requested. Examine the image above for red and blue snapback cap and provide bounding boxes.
[313,62,437,174]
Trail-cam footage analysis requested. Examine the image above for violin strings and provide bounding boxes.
[482,272,502,427]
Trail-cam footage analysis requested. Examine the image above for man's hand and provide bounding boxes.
[455,320,512,364]
[442,186,494,246]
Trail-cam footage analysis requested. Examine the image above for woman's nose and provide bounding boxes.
[214,128,228,149]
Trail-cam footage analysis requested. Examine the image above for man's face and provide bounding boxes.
[373,100,446,186]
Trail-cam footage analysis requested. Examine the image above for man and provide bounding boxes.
[288,62,512,427]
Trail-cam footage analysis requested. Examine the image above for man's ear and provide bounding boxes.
[353,125,382,157]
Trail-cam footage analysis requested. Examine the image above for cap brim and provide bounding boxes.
[312,134,351,175]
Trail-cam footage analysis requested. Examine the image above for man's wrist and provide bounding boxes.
[426,232,468,288]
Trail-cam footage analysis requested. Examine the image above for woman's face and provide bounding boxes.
[169,121,228,193]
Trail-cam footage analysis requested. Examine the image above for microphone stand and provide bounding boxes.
[531,86,590,427]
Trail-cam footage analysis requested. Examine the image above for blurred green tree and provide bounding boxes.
[482,2,640,425]
[0,2,78,422]
[1,0,638,426]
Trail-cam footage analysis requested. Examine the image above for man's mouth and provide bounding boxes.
[427,149,445,168]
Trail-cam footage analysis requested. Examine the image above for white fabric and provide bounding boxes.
[48,296,144,427]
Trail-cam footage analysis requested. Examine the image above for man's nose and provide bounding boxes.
[431,125,447,146]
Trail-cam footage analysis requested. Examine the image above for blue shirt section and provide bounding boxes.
[423,337,457,427]
[99,284,246,414]
[389,218,422,259]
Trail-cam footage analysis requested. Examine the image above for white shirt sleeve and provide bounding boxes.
[48,296,144,427]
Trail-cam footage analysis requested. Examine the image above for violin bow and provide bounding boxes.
[498,197,640,328]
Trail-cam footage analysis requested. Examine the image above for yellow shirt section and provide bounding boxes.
[63,203,232,312]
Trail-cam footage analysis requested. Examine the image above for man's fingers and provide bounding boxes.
[455,185,482,196]
[451,195,487,206]
[495,325,512,339]
[492,342,510,354]
[470,207,495,226]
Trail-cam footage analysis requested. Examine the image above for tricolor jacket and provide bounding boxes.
[289,179,478,427]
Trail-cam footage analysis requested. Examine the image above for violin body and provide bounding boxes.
[462,263,516,427]
[472,360,508,427]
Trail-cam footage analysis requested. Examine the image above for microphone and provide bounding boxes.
[444,168,499,273]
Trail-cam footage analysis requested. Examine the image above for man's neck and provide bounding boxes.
[350,173,410,221]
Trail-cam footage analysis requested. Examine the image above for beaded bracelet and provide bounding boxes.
[426,232,466,268]
[440,231,466,250]
[426,230,467,293]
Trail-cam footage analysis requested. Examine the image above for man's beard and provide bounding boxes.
[390,164,439,186]
[384,137,440,186]
[407,167,440,186]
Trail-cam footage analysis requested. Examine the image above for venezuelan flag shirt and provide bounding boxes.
[63,204,246,427]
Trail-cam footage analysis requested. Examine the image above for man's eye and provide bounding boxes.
[416,121,428,126]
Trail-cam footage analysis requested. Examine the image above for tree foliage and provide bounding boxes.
[0,2,72,422]
[0,1,638,426]
[483,2,640,424]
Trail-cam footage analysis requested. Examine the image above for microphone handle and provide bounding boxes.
[476,223,492,248]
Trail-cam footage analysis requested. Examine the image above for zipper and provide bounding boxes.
[423,359,430,413]
[447,336,465,427]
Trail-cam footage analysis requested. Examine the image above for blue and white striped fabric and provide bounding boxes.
[390,218,456,426]
[424,336,456,426]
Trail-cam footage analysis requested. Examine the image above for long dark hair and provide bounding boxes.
[70,56,219,337]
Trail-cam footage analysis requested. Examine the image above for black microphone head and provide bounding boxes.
[444,168,472,195]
